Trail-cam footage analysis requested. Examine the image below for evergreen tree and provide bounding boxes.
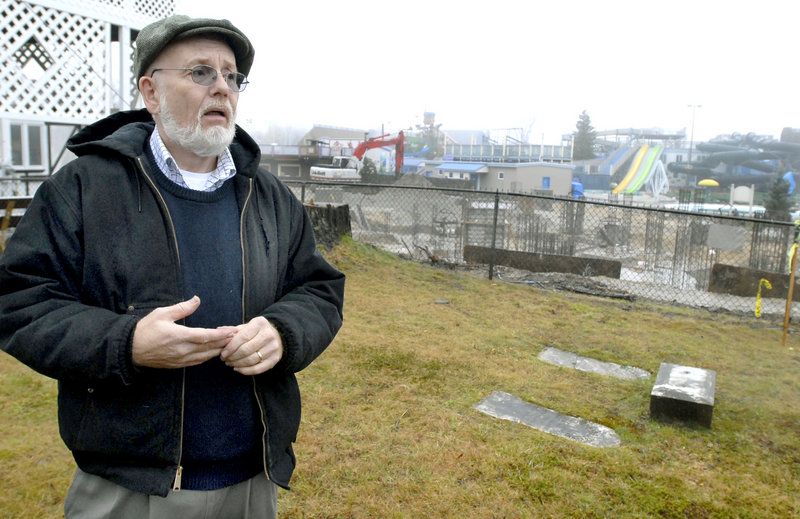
[573,110,597,160]
[765,170,792,221]
[359,157,378,183]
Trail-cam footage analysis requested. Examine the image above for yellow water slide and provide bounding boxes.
[612,145,649,194]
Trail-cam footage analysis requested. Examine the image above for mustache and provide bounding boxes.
[199,100,234,120]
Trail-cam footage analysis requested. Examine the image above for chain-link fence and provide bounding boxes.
[287,180,800,318]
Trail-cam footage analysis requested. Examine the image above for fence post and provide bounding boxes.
[489,190,500,280]
[300,182,306,204]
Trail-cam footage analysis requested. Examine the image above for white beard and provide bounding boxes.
[158,93,236,158]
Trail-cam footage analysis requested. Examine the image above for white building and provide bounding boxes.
[0,0,173,194]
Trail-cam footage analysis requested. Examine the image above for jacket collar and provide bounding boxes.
[66,108,262,178]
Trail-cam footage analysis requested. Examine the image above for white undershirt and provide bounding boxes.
[179,170,212,191]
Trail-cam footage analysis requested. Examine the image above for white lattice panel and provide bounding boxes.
[27,0,173,28]
[1,2,108,121]
[1,1,172,122]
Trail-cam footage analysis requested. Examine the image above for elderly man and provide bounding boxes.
[0,14,344,518]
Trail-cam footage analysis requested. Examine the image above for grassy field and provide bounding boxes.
[2,237,799,518]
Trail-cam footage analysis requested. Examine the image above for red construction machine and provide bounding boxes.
[310,131,404,181]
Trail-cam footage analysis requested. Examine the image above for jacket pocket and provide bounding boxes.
[58,371,182,462]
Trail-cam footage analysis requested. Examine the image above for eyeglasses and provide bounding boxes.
[150,64,248,92]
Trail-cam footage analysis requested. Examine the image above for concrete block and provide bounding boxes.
[650,363,716,427]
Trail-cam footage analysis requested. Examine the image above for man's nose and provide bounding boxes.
[209,71,230,95]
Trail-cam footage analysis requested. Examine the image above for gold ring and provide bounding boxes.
[256,350,264,362]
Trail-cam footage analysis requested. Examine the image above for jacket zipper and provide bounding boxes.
[240,179,271,481]
[253,379,271,481]
[240,178,253,326]
[135,157,187,491]
[172,368,187,492]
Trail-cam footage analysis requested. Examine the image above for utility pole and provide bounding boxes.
[687,104,702,164]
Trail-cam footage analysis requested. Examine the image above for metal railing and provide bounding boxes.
[0,175,46,197]
[443,143,572,162]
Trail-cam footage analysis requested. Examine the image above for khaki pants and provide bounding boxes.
[64,468,278,519]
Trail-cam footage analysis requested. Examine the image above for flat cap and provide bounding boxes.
[134,15,254,82]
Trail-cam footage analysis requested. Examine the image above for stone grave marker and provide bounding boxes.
[538,347,651,380]
[650,363,716,427]
[474,391,620,447]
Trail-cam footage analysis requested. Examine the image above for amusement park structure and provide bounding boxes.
[668,131,800,184]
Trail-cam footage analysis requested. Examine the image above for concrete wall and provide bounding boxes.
[464,245,621,278]
[709,263,800,301]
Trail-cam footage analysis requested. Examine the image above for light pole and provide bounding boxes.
[687,104,702,164]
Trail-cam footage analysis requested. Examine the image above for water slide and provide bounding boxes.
[624,145,663,194]
[600,146,632,174]
[612,145,648,194]
[669,134,800,177]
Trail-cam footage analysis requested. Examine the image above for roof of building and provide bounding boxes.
[436,162,489,173]
[436,161,574,172]
[487,162,575,170]
[404,157,427,167]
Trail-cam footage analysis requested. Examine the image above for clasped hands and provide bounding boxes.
[131,296,282,375]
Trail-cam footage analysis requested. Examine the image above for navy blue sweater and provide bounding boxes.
[153,168,263,490]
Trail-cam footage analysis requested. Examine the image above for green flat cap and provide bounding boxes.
[134,14,254,82]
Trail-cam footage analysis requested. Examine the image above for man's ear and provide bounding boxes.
[139,76,161,115]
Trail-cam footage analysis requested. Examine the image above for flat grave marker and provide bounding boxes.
[474,391,621,448]
[538,347,651,380]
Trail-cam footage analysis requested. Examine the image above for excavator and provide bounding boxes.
[310,131,404,181]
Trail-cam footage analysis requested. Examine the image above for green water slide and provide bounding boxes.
[612,146,648,194]
[624,145,663,194]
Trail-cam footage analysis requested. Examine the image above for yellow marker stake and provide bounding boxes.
[755,279,772,318]
[783,223,800,347]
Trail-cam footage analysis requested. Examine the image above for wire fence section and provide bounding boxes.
[287,181,799,318]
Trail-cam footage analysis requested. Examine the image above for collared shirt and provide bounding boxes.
[149,126,236,192]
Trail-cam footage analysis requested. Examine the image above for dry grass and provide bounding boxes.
[2,237,800,517]
[0,359,72,517]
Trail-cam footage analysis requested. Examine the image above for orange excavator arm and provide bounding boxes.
[353,131,404,172]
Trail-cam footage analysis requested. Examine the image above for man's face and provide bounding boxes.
[147,37,239,158]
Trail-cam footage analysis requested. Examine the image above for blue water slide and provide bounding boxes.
[600,146,631,174]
